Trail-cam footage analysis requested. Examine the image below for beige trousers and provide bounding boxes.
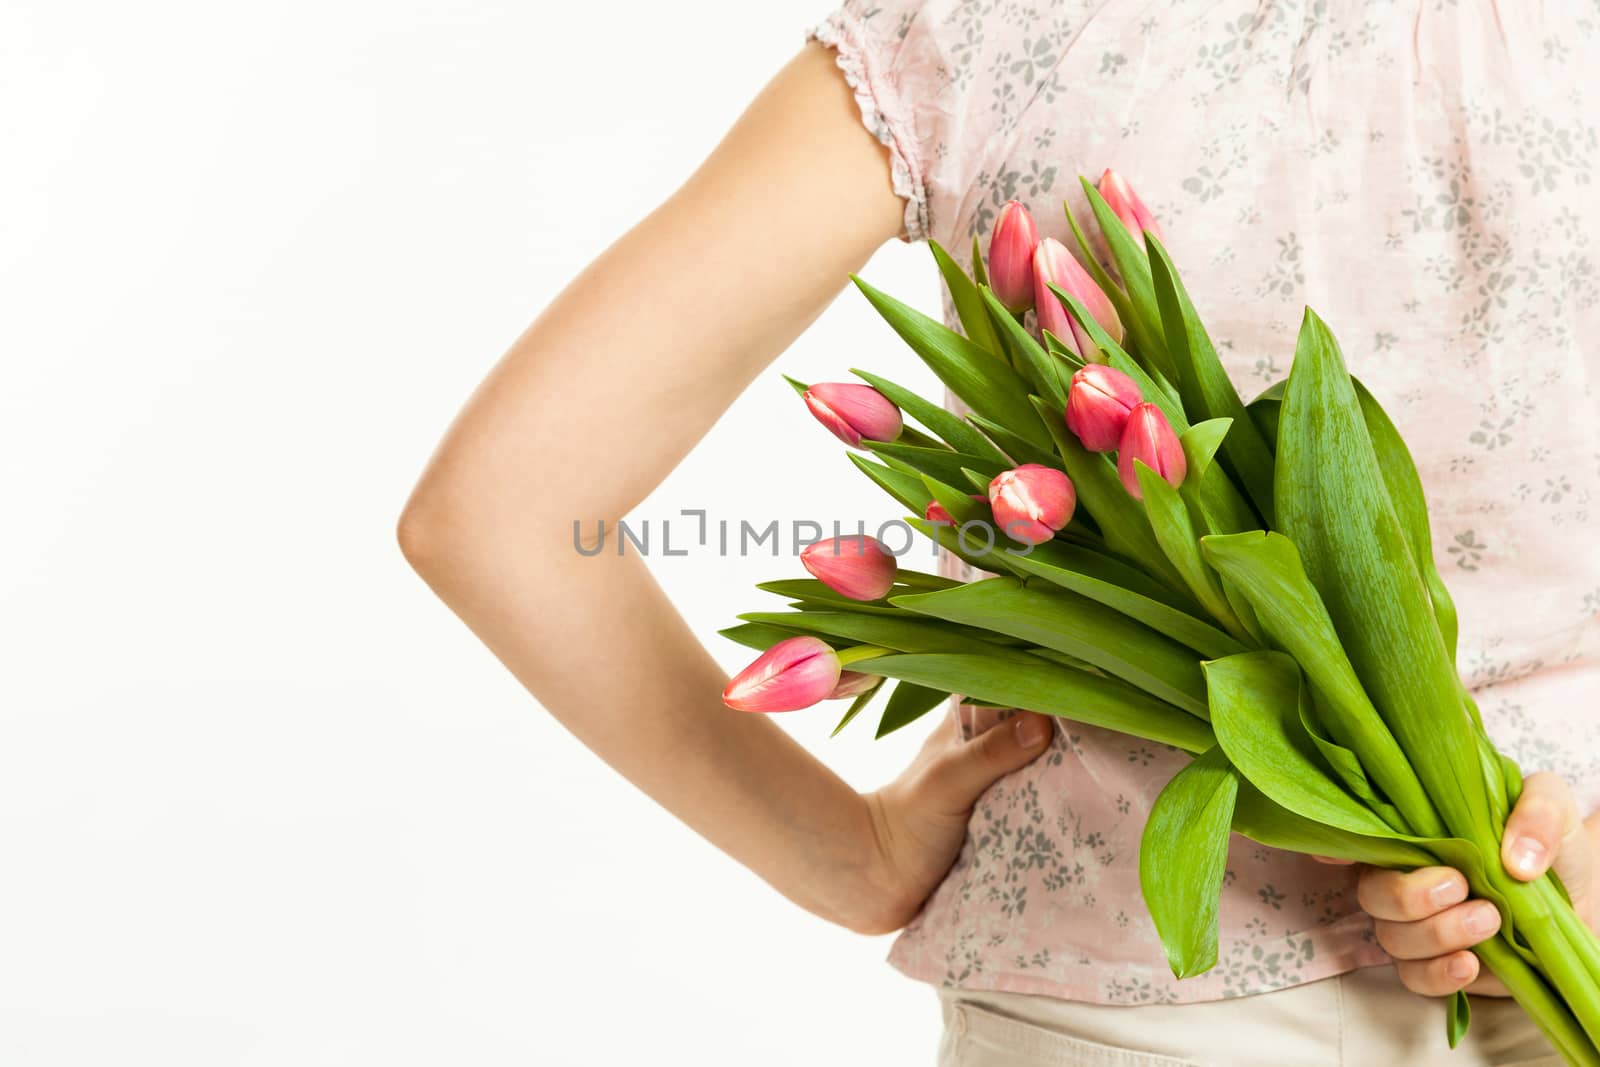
[936,965,1561,1066]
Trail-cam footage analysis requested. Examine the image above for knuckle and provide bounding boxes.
[1356,868,1392,914]
[1406,876,1458,920]
[1523,770,1567,794]
[975,724,1013,764]
[1394,960,1437,996]
[1396,958,1460,998]
[1514,795,1562,829]
[1372,919,1407,957]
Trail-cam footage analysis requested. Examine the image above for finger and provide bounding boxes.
[957,703,1011,741]
[1395,952,1480,997]
[1374,900,1501,960]
[1503,772,1583,882]
[1311,855,1355,865]
[922,710,1053,814]
[1357,865,1468,921]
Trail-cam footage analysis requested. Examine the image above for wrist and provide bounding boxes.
[830,788,919,937]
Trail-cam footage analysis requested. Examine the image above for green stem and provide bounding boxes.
[1495,875,1600,1053]
[1477,933,1600,1067]
[1539,876,1600,992]
[836,645,892,667]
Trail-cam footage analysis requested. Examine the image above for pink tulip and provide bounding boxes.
[1098,168,1165,246]
[1118,403,1187,499]
[800,535,898,601]
[1066,364,1143,453]
[828,671,878,700]
[923,495,986,526]
[1032,238,1124,361]
[988,200,1040,312]
[987,464,1076,546]
[803,383,903,449]
[723,636,842,713]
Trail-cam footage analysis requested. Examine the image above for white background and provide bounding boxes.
[0,1,953,1064]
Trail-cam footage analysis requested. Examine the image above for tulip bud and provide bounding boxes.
[1032,238,1124,360]
[723,636,842,713]
[1066,364,1143,452]
[1097,168,1165,246]
[803,383,903,449]
[987,464,1076,546]
[1118,403,1187,499]
[923,495,986,526]
[800,535,898,601]
[828,671,878,700]
[988,200,1040,312]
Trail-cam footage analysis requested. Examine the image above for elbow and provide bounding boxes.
[396,468,485,584]
[396,485,453,582]
[396,473,580,585]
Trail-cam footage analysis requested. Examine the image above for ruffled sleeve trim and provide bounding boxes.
[806,13,930,244]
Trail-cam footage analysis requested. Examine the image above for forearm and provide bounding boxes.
[403,524,893,931]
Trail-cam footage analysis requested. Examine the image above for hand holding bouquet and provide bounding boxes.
[720,172,1600,1064]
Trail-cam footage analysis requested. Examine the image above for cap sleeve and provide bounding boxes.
[806,0,945,244]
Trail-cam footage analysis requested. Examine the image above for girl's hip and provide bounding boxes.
[935,964,1558,1067]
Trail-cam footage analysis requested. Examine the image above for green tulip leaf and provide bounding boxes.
[1275,309,1490,843]
[850,370,1009,463]
[930,240,1004,358]
[876,681,950,738]
[980,284,1069,407]
[966,412,1061,468]
[831,678,885,736]
[921,472,988,527]
[1353,377,1460,664]
[1041,328,1089,372]
[1178,418,1261,536]
[717,621,820,652]
[905,517,1020,579]
[847,651,1215,754]
[851,274,1053,449]
[1448,989,1472,1049]
[1139,744,1239,978]
[847,454,935,515]
[1204,651,1397,838]
[1146,236,1278,527]
[1134,461,1247,642]
[1078,177,1176,382]
[865,441,1008,488]
[1002,546,1242,660]
[1198,530,1444,839]
[891,576,1210,717]
[737,610,1027,660]
[1063,198,1138,336]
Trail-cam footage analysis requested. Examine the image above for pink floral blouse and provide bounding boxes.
[807,0,1600,1005]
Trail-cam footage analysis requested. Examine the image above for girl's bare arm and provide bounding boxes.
[399,43,1052,935]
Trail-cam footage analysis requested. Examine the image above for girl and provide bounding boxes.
[400,2,1600,1063]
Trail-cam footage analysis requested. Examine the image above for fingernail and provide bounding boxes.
[1447,955,1476,981]
[1428,878,1468,908]
[1463,903,1500,937]
[1016,716,1050,748]
[1511,837,1548,875]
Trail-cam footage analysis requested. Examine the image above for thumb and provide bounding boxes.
[923,710,1053,815]
[1503,773,1592,911]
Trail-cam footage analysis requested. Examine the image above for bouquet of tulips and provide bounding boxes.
[718,172,1600,1062]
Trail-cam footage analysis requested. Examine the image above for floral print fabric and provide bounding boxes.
[807,0,1600,1004]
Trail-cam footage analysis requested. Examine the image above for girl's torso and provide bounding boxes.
[812,0,1600,1004]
